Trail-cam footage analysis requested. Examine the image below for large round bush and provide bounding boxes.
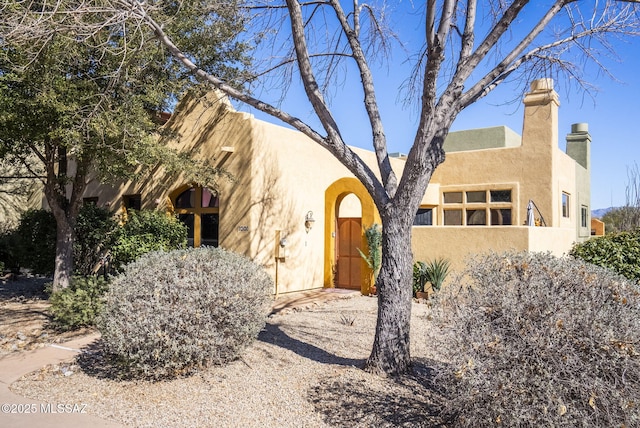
[432,251,640,427]
[97,247,273,379]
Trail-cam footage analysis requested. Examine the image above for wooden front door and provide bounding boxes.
[336,217,362,289]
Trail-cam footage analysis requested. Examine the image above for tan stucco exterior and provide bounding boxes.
[412,79,593,272]
[81,79,592,294]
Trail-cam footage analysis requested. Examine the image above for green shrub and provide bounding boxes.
[570,229,640,282]
[97,247,273,379]
[0,223,19,273]
[432,251,640,427]
[73,205,118,276]
[8,205,120,276]
[110,210,187,270]
[49,276,110,331]
[13,209,57,275]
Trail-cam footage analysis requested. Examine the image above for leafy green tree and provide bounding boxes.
[0,2,250,290]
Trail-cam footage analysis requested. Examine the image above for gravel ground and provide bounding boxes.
[11,295,450,427]
[0,276,91,357]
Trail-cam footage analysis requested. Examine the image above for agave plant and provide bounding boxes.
[425,257,451,291]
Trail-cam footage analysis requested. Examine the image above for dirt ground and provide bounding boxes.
[0,276,91,357]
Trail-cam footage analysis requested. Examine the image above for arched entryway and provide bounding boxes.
[170,185,219,247]
[324,178,380,294]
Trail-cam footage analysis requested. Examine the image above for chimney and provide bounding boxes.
[565,123,591,170]
[522,78,560,153]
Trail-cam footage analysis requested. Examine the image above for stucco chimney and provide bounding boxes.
[566,123,591,170]
[521,78,560,153]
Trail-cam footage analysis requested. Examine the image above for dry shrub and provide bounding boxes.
[97,247,273,380]
[431,251,640,427]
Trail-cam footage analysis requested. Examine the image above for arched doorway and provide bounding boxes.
[336,194,362,289]
[324,178,380,294]
[171,185,219,247]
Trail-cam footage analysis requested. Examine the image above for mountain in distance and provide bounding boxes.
[591,207,617,218]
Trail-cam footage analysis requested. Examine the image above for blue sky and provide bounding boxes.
[238,2,640,210]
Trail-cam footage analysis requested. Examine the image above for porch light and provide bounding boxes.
[304,211,315,233]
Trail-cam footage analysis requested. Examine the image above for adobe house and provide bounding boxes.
[82,78,594,295]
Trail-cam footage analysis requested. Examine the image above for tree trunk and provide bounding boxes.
[364,207,415,375]
[42,143,86,292]
[52,213,74,291]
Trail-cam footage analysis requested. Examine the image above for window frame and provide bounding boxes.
[441,187,514,226]
[172,186,220,248]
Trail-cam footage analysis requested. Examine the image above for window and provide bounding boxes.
[466,209,486,225]
[581,205,588,228]
[123,194,141,211]
[490,190,512,203]
[414,208,433,226]
[172,186,219,247]
[562,193,570,218]
[83,197,98,205]
[491,209,512,226]
[443,192,463,203]
[442,188,512,226]
[466,191,486,203]
[444,209,463,225]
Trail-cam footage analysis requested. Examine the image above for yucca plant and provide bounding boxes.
[357,224,382,278]
[425,257,451,291]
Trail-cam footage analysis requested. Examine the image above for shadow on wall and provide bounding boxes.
[238,146,324,292]
[138,92,235,200]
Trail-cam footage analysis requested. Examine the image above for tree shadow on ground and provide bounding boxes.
[258,323,364,367]
[75,340,135,381]
[0,276,48,300]
[307,358,450,428]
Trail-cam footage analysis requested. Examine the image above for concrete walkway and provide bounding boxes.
[0,288,363,428]
[0,333,123,428]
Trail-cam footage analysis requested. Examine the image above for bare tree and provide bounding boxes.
[601,162,640,232]
[2,0,640,374]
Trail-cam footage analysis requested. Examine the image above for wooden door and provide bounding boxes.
[336,218,362,289]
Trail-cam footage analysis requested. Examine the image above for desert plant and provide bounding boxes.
[431,251,640,427]
[110,209,187,271]
[424,257,450,291]
[570,229,640,282]
[339,313,357,326]
[97,247,273,379]
[413,261,429,296]
[49,276,110,331]
[357,223,382,278]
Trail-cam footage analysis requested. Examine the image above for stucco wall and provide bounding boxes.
[411,225,576,273]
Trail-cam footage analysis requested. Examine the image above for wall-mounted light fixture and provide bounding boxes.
[304,211,315,233]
